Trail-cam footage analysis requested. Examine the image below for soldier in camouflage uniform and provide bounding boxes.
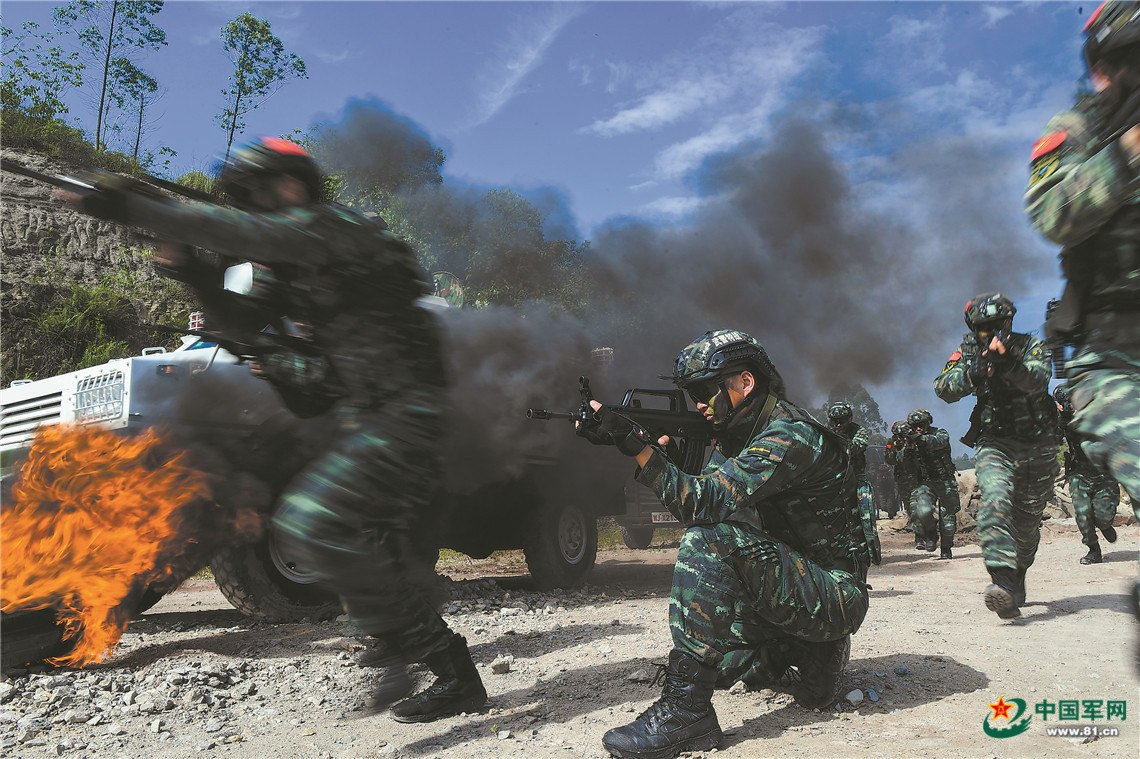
[1025,0,1139,512]
[61,138,486,722]
[827,402,876,528]
[1055,385,1121,564]
[903,409,960,560]
[886,420,922,544]
[576,330,872,759]
[934,293,1059,619]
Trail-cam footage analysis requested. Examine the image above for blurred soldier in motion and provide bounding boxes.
[827,401,876,526]
[1025,0,1140,640]
[57,137,486,723]
[903,409,960,560]
[574,330,872,759]
[1055,385,1121,565]
[934,293,1059,619]
[886,420,922,546]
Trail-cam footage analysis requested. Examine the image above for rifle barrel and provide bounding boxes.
[525,409,577,421]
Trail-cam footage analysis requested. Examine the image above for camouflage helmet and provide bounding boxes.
[964,292,1016,330]
[1083,1,1140,69]
[663,329,786,398]
[891,420,911,437]
[907,409,933,428]
[827,402,853,425]
[219,137,323,209]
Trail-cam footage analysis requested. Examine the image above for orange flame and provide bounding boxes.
[1,424,262,666]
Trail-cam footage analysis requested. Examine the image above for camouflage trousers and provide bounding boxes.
[1068,471,1120,548]
[975,436,1059,574]
[669,523,868,687]
[906,480,959,543]
[1069,368,1140,519]
[272,396,454,662]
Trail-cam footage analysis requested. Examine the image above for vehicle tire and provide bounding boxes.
[0,608,72,672]
[211,531,341,622]
[620,525,656,550]
[524,502,598,590]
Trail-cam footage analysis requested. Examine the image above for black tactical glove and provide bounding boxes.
[575,407,654,456]
[967,352,989,385]
[988,345,1015,374]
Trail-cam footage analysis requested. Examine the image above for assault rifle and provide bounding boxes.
[526,376,715,474]
[1,157,216,203]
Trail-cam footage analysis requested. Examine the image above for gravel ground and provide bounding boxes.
[2,517,1138,759]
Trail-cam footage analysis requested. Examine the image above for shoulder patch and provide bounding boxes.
[947,351,962,363]
[1030,131,1067,160]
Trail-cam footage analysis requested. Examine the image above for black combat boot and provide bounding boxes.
[1080,542,1103,565]
[1101,523,1117,543]
[1012,567,1027,606]
[915,535,925,550]
[792,635,851,709]
[390,635,486,723]
[938,533,954,560]
[601,650,722,759]
[984,568,1021,619]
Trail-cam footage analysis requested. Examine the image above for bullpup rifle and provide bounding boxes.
[527,376,715,474]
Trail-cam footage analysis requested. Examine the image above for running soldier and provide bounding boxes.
[934,293,1059,619]
[58,137,486,722]
[886,420,923,546]
[1055,385,1121,564]
[904,409,960,560]
[575,330,872,759]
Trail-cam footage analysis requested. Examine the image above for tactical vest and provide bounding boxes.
[734,403,875,573]
[974,333,1059,441]
[1061,95,1140,320]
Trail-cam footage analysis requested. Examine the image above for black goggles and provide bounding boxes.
[684,378,724,406]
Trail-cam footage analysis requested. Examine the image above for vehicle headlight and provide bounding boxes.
[74,371,125,422]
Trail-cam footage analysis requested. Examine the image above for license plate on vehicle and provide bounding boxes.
[651,512,679,523]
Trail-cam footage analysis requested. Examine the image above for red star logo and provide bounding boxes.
[989,696,1013,721]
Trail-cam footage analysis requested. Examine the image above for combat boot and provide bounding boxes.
[601,650,722,759]
[938,533,954,560]
[1101,524,1117,543]
[1080,543,1103,565]
[792,635,851,709]
[984,568,1021,619]
[1012,567,1027,606]
[364,661,413,712]
[390,635,487,723]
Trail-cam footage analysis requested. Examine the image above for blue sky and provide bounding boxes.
[4,1,1098,453]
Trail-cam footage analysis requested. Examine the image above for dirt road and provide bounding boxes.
[2,518,1137,759]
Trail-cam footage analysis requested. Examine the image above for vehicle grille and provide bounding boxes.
[1,389,63,452]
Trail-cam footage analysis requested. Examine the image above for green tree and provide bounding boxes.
[107,56,158,160]
[54,0,167,152]
[216,13,307,164]
[1,21,84,120]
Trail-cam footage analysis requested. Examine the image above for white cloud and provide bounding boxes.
[982,5,1015,29]
[315,49,352,65]
[635,194,707,220]
[582,21,824,139]
[464,4,585,130]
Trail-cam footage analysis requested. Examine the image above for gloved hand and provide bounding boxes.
[967,352,990,385]
[988,344,1015,374]
[575,407,654,456]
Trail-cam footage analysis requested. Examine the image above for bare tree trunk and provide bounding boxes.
[95,0,120,152]
[133,99,143,161]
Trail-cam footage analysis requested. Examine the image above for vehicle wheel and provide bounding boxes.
[211,530,342,622]
[620,525,656,550]
[0,608,72,672]
[524,502,598,590]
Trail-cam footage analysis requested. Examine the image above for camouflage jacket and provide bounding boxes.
[887,434,927,492]
[635,394,862,570]
[933,332,1058,443]
[123,195,446,413]
[1024,90,1140,374]
[1057,409,1099,478]
[907,426,955,485]
[833,421,869,479]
